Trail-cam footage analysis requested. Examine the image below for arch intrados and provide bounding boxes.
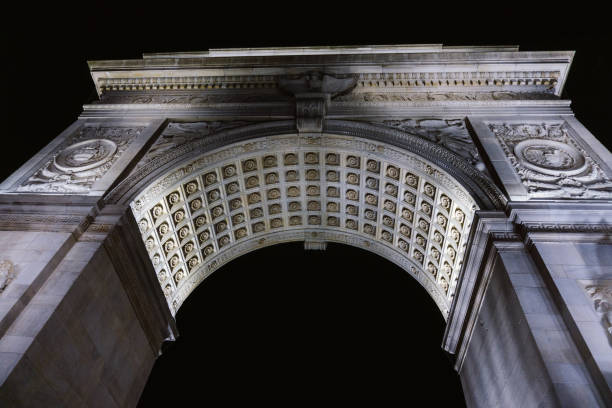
[125,122,499,320]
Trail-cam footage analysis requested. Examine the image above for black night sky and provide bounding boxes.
[3,6,611,406]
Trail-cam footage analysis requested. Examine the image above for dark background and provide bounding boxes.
[3,6,610,406]
[3,7,611,181]
[138,242,464,406]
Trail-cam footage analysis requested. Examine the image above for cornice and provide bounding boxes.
[142,44,521,58]
[88,50,573,71]
[88,48,574,98]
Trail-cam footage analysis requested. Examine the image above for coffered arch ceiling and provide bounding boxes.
[123,121,506,319]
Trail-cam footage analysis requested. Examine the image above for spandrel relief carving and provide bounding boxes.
[135,121,254,170]
[16,126,143,193]
[0,260,17,294]
[489,123,612,199]
[376,119,489,175]
[583,283,612,343]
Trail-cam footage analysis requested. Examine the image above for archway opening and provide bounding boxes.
[137,242,466,406]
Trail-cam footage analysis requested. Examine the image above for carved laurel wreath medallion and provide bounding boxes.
[513,139,587,176]
[54,139,118,172]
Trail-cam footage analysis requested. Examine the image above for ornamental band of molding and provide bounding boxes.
[95,71,559,94]
[96,90,559,105]
[520,223,612,234]
[488,224,612,246]
[0,213,89,232]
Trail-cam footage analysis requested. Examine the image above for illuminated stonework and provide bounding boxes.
[131,132,477,317]
[3,45,611,407]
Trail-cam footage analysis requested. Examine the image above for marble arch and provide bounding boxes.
[1,45,611,407]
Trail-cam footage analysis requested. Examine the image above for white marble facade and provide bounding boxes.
[0,44,610,407]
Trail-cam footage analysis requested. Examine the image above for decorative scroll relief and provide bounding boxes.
[335,91,557,102]
[489,123,612,199]
[130,133,477,318]
[16,126,143,193]
[0,260,17,294]
[581,282,612,342]
[97,90,557,105]
[99,91,289,104]
[375,119,487,174]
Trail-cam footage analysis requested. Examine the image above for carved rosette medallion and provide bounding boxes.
[489,123,612,199]
[16,126,143,193]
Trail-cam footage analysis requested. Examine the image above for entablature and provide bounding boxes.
[88,45,574,100]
